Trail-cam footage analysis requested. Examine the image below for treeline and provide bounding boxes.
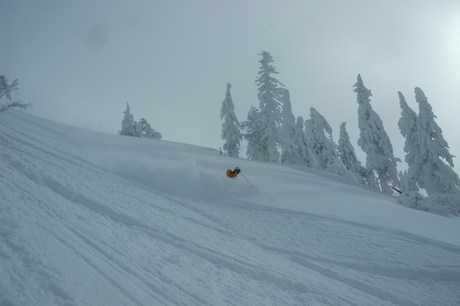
[119,103,162,139]
[220,51,460,215]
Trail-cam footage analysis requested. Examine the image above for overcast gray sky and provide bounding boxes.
[2,0,460,170]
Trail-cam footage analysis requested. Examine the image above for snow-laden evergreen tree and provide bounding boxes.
[138,118,162,139]
[304,107,333,169]
[243,105,265,161]
[295,116,316,167]
[354,75,400,193]
[137,119,149,137]
[338,122,357,170]
[130,121,140,137]
[398,92,420,191]
[414,87,460,196]
[338,122,372,185]
[279,89,298,164]
[152,129,162,139]
[220,83,242,157]
[305,107,350,178]
[120,103,135,136]
[254,51,284,163]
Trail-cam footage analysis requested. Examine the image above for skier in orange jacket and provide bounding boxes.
[226,167,240,178]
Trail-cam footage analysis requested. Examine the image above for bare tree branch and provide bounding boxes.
[0,75,30,113]
[0,75,19,100]
[0,101,31,113]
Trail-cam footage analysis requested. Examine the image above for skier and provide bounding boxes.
[226,167,241,179]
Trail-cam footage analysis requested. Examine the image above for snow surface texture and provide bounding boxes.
[1,111,460,305]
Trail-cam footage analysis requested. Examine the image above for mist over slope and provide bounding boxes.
[1,111,459,305]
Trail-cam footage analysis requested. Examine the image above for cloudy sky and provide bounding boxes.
[2,0,460,170]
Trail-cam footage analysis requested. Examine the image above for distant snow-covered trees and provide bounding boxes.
[218,51,460,215]
[0,75,30,113]
[220,83,242,157]
[354,75,400,193]
[119,103,161,139]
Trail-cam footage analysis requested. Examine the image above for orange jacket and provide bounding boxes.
[226,169,238,178]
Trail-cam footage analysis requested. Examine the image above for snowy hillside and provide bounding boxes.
[1,111,460,305]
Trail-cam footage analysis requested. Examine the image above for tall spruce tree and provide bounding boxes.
[220,83,242,157]
[414,87,460,195]
[354,75,400,193]
[120,103,134,136]
[254,51,284,162]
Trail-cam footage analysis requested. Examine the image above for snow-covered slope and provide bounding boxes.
[1,111,459,305]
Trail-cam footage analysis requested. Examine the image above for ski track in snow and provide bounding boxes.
[1,111,460,306]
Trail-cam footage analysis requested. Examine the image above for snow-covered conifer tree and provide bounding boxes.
[254,51,284,162]
[304,107,333,169]
[414,87,460,195]
[305,107,349,177]
[398,92,420,191]
[138,118,162,139]
[338,122,358,171]
[354,75,400,193]
[130,121,140,137]
[243,105,265,161]
[138,118,151,138]
[220,83,242,157]
[120,103,135,136]
[338,122,371,185]
[279,89,298,164]
[295,116,316,167]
